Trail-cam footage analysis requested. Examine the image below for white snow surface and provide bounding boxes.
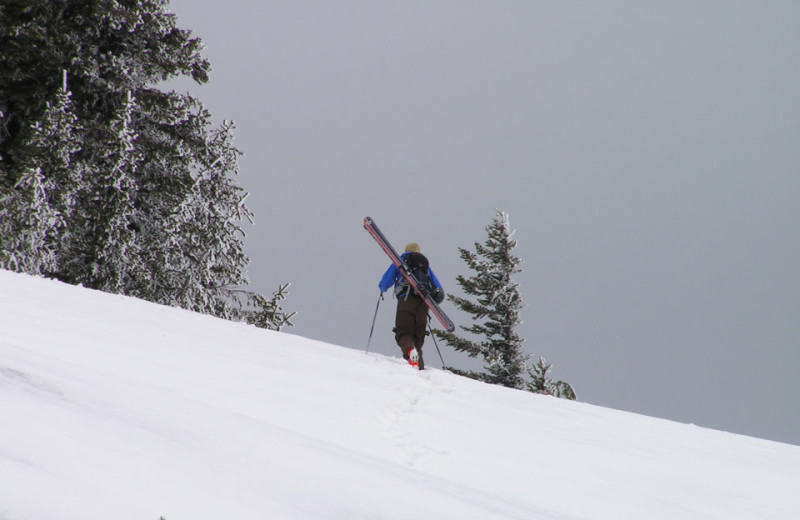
[1,269,799,520]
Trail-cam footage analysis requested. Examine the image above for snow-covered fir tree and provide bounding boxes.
[165,118,251,319]
[435,210,576,399]
[235,283,297,332]
[0,0,293,329]
[79,90,144,294]
[0,72,79,275]
[0,166,61,275]
[435,210,529,389]
[527,357,576,400]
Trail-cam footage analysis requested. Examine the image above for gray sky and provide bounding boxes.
[166,1,800,445]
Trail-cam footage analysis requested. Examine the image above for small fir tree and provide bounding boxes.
[527,357,576,400]
[436,210,576,399]
[235,283,297,331]
[435,210,528,389]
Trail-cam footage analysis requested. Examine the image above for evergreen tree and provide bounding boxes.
[235,283,297,332]
[0,71,79,275]
[435,210,528,389]
[527,357,576,400]
[164,118,251,318]
[0,0,292,330]
[79,90,144,293]
[436,210,576,399]
[0,166,61,274]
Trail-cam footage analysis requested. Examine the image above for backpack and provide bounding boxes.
[396,252,436,298]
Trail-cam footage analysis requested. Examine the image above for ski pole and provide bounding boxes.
[428,318,447,369]
[365,292,384,353]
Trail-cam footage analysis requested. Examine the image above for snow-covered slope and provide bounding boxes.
[1,269,798,520]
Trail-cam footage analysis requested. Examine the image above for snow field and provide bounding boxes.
[1,269,799,519]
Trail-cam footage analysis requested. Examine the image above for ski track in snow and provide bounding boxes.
[373,358,456,468]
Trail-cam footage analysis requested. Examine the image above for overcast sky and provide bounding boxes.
[166,1,800,445]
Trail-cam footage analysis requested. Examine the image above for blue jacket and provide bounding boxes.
[379,252,442,297]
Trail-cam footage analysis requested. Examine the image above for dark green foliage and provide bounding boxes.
[527,357,577,400]
[236,283,296,332]
[0,0,292,329]
[435,210,528,389]
[435,210,575,399]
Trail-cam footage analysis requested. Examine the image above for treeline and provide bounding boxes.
[0,1,292,330]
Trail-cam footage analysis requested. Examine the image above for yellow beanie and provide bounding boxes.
[405,242,421,253]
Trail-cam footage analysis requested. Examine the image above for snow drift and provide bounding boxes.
[1,269,798,519]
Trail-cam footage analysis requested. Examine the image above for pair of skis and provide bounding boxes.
[363,216,455,332]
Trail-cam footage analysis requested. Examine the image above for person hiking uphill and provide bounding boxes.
[378,243,444,370]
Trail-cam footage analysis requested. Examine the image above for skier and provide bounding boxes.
[378,243,444,370]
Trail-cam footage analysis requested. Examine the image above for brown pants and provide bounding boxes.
[394,294,427,368]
